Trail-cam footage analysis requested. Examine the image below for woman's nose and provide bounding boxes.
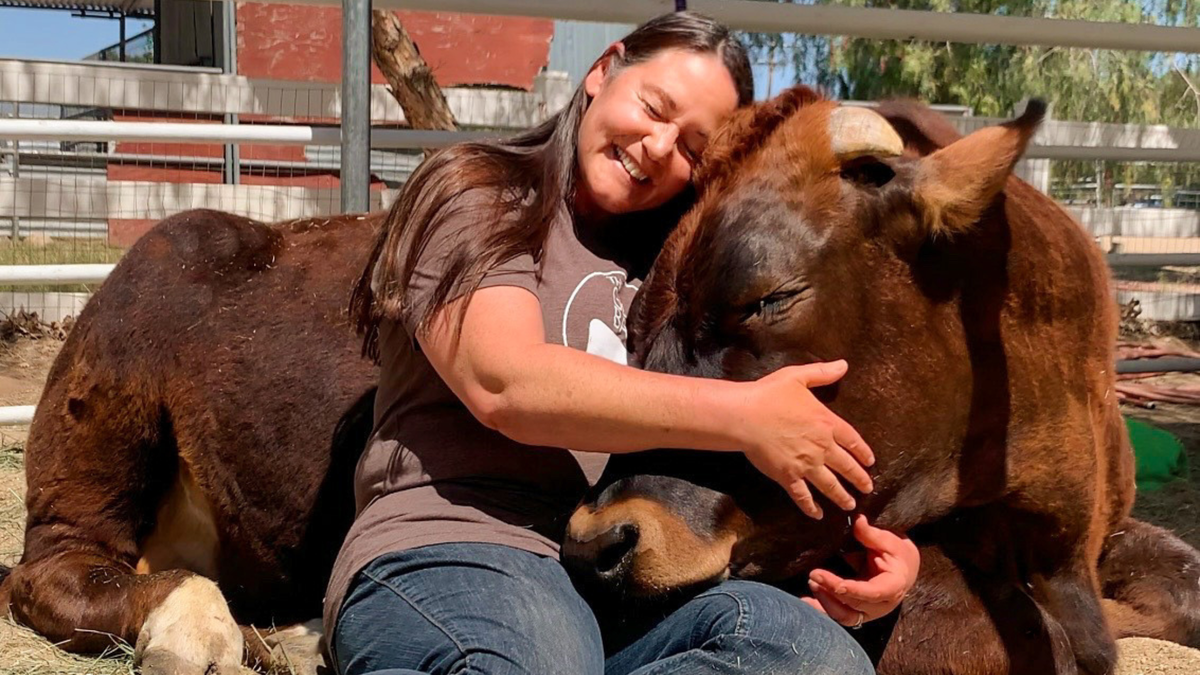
[643,123,679,163]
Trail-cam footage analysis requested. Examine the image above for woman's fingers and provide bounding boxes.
[824,443,874,495]
[820,567,907,605]
[790,360,848,388]
[851,515,920,593]
[810,574,897,623]
[811,552,908,606]
[832,416,874,467]
[852,514,904,550]
[800,596,827,615]
[787,479,823,519]
[803,517,921,627]
[809,568,847,591]
[745,361,881,518]
[806,466,856,511]
[808,585,863,627]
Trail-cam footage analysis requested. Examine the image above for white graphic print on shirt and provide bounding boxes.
[562,270,639,366]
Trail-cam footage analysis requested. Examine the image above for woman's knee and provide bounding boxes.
[695,580,875,674]
[334,544,605,675]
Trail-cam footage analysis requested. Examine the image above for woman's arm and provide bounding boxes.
[417,285,875,517]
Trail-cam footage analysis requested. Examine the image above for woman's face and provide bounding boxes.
[575,47,739,217]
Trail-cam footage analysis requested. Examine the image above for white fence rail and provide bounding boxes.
[0,406,35,426]
[0,119,498,149]
[1073,208,1200,239]
[4,115,1200,163]
[0,264,113,285]
[1,59,572,128]
[954,117,1200,163]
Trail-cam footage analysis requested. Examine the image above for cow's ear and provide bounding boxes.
[914,101,1045,236]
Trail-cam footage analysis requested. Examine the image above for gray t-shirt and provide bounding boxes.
[324,191,643,634]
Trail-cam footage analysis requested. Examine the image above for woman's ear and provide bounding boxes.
[584,41,626,98]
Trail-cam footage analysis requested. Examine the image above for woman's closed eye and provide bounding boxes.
[642,97,666,121]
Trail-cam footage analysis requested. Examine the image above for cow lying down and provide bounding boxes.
[0,89,1196,675]
[562,88,1200,674]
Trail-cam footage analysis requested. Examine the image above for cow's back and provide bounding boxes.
[877,102,1134,539]
[997,179,1134,543]
[24,209,380,624]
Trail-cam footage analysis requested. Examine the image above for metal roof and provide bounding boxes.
[0,0,153,17]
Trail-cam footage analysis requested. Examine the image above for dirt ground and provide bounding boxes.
[0,338,1196,674]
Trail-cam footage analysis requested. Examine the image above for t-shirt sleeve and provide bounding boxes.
[399,191,537,334]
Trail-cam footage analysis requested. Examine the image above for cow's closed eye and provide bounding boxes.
[740,286,810,323]
[841,157,896,188]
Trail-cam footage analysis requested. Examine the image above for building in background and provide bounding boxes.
[0,0,580,247]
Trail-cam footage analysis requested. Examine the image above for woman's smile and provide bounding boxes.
[614,145,650,183]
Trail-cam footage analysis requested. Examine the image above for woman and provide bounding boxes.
[329,12,918,675]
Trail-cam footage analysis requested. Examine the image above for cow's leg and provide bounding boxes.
[992,481,1117,675]
[866,542,1076,675]
[134,575,244,673]
[1028,562,1114,675]
[1008,509,1117,675]
[1099,518,1200,647]
[4,556,242,674]
[1,360,243,675]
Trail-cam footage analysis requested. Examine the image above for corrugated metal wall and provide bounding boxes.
[548,20,634,87]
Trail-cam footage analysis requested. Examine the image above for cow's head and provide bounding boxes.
[563,87,1044,602]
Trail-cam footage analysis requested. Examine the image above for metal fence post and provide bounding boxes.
[9,103,18,241]
[222,0,240,186]
[340,0,371,213]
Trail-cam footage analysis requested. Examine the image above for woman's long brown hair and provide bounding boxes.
[350,11,754,361]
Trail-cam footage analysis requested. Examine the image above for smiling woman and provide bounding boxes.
[574,47,738,216]
[333,11,913,675]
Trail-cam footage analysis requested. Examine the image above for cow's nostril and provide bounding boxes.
[594,523,639,576]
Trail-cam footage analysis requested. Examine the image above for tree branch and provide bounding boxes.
[1172,64,1200,122]
[370,10,458,157]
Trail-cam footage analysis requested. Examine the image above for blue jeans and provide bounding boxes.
[332,543,873,675]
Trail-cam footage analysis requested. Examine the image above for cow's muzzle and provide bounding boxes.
[563,492,749,599]
[561,521,640,589]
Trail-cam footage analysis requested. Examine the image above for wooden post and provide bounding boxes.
[370,9,458,157]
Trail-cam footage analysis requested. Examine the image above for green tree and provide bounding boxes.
[744,0,1200,201]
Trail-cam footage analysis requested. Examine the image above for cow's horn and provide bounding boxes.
[829,106,904,160]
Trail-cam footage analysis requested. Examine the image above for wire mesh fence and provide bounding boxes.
[0,99,425,321]
[0,57,570,323]
[0,55,1198,327]
[1049,164,1200,324]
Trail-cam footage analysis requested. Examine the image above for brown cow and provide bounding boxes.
[562,88,1200,675]
[0,211,381,674]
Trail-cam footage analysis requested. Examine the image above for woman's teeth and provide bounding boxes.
[615,146,648,183]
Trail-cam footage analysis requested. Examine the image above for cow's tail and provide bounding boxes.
[1098,517,1200,648]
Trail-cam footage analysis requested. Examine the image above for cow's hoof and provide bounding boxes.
[262,619,327,675]
[134,576,244,675]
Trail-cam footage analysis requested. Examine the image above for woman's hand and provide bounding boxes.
[801,515,920,628]
[739,360,875,518]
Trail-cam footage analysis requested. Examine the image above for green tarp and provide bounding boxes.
[1127,417,1188,492]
